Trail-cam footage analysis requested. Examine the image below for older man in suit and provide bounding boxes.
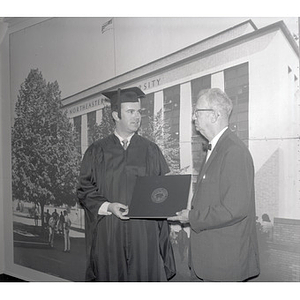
[169,88,260,281]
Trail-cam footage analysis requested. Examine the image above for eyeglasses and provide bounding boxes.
[194,108,214,115]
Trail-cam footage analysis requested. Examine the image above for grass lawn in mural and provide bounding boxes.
[13,202,86,281]
[12,201,193,281]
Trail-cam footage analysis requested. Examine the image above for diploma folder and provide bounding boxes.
[128,174,191,219]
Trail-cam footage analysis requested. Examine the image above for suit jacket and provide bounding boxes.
[189,129,260,281]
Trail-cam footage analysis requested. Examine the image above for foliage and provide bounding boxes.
[139,109,180,174]
[11,69,81,224]
[89,103,115,144]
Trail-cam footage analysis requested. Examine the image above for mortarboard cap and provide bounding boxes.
[102,87,145,119]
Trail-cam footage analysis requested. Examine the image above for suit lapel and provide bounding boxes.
[193,129,232,196]
[198,148,217,181]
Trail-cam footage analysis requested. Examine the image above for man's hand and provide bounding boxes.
[167,209,190,224]
[108,203,129,220]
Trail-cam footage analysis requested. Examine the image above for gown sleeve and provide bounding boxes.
[77,143,108,281]
[147,142,170,175]
[147,141,176,280]
[158,220,176,280]
[77,143,107,220]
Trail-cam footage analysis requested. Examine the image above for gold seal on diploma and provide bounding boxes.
[151,188,168,203]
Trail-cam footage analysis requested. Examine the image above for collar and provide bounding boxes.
[114,130,135,146]
[209,126,228,152]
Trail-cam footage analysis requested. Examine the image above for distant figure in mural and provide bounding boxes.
[261,213,273,241]
[255,216,261,228]
[45,209,51,224]
[16,200,23,212]
[58,211,65,235]
[169,88,260,281]
[44,209,51,229]
[33,206,39,226]
[77,87,175,281]
[48,211,59,248]
[63,210,71,252]
[52,209,59,220]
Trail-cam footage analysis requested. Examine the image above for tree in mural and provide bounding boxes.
[139,109,180,174]
[11,69,81,228]
[89,103,115,143]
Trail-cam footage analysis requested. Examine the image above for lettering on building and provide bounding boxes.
[138,78,161,91]
[67,98,105,115]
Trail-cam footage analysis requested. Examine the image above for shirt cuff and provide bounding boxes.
[98,201,112,215]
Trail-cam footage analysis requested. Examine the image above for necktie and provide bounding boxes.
[122,139,128,150]
[202,143,212,152]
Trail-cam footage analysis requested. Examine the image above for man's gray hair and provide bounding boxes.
[197,88,233,118]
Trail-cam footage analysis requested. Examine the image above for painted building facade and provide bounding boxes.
[62,19,300,222]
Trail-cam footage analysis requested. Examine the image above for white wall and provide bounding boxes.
[0,18,64,281]
[249,30,300,218]
[0,20,9,274]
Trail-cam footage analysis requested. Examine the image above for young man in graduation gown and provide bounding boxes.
[77,87,176,281]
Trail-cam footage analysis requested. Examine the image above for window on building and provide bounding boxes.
[191,75,211,108]
[224,62,249,147]
[164,85,180,141]
[87,111,96,147]
[294,74,298,91]
[140,92,154,133]
[163,85,180,170]
[73,116,82,155]
[191,75,211,173]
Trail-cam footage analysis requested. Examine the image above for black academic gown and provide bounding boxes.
[77,133,176,281]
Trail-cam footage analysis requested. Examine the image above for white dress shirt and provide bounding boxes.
[205,126,228,162]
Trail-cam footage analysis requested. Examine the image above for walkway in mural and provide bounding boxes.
[13,212,86,281]
[13,211,193,282]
